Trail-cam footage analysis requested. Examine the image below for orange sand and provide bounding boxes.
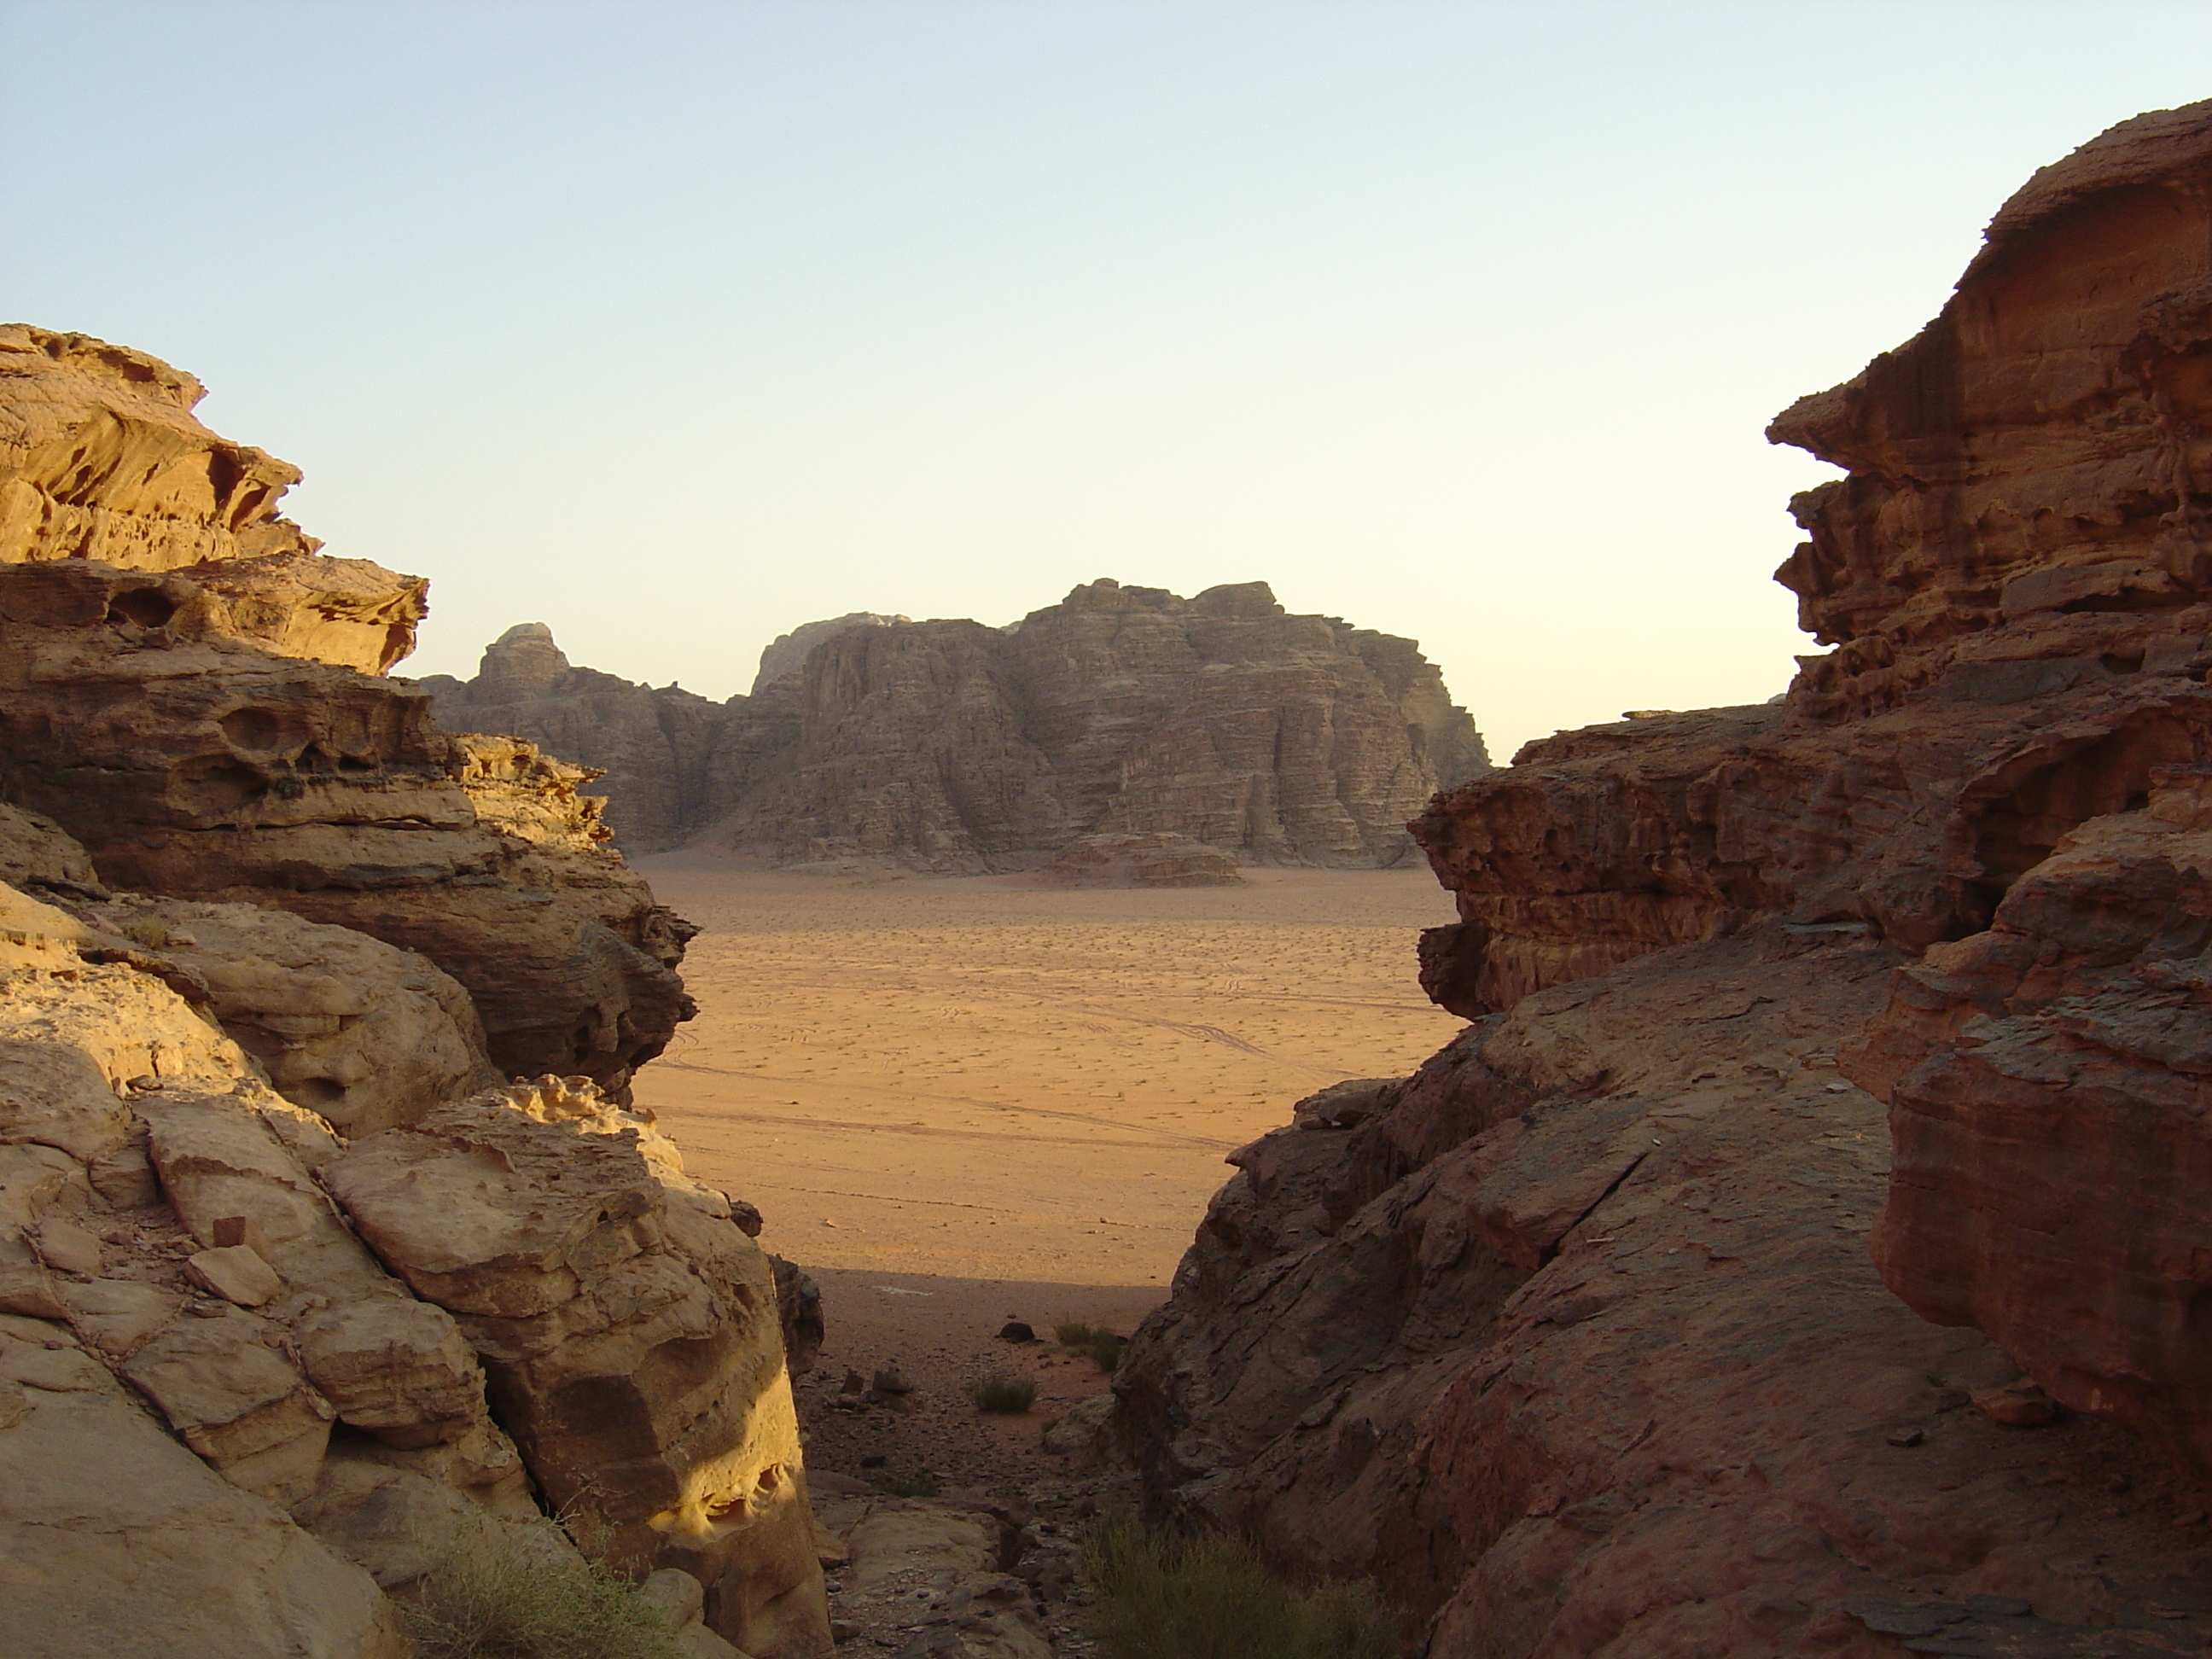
[631,861,1464,1290]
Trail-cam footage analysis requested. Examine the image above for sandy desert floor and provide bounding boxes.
[630,858,1464,1493]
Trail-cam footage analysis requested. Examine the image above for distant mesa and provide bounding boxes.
[751,611,909,694]
[419,578,1491,870]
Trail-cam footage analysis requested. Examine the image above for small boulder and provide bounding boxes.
[185,1245,282,1308]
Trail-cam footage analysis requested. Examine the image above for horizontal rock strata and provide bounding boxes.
[423,579,1489,865]
[0,326,694,1098]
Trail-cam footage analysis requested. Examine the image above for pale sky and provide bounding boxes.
[6,2,2210,760]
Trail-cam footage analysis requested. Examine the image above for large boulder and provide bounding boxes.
[323,1074,833,1658]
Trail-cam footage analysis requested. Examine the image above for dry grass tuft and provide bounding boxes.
[400,1523,683,1659]
[1082,1511,1396,1659]
[971,1375,1038,1413]
[1055,1320,1126,1372]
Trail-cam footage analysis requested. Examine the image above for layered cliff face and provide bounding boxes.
[1119,102,2212,1655]
[0,327,826,1655]
[1416,102,2212,1018]
[426,579,1490,866]
[0,327,693,1098]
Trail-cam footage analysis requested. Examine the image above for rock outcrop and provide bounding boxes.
[0,330,827,1656]
[425,581,1489,864]
[1415,102,2212,1019]
[0,325,693,1098]
[1119,102,2212,1655]
[0,859,825,1654]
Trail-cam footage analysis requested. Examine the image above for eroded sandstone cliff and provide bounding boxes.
[1118,101,2212,1656]
[0,326,693,1098]
[422,579,1489,866]
[0,328,826,1656]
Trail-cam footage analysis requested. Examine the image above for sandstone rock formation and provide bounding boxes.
[1122,934,2212,1654]
[1,867,827,1656]
[426,581,1489,865]
[752,612,908,693]
[0,326,693,1098]
[0,329,825,1656]
[1119,101,2212,1655]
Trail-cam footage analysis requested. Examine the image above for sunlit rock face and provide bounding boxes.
[1119,102,2212,1656]
[0,875,824,1656]
[0,325,828,1653]
[1413,101,2212,1019]
[426,579,1491,864]
[0,325,695,1098]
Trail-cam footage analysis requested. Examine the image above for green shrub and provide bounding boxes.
[401,1523,682,1659]
[1054,1321,1125,1373]
[114,915,170,949]
[1082,1511,1396,1659]
[972,1375,1038,1413]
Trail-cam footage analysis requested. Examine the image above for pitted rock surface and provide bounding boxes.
[0,329,696,1097]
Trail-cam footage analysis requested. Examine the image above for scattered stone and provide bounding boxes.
[1973,1382,2062,1428]
[183,1245,282,1308]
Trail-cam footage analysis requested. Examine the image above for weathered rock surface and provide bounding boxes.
[1121,102,2212,1656]
[1121,934,2212,1655]
[0,885,826,1656]
[752,611,909,694]
[1847,762,2212,1486]
[811,1481,1051,1659]
[0,1312,408,1659]
[81,892,498,1134]
[0,328,695,1097]
[0,325,826,1654]
[1412,102,2212,1021]
[424,580,1489,864]
[323,1073,832,1657]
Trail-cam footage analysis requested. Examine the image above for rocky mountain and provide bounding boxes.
[1115,101,2212,1655]
[420,581,1490,867]
[0,326,829,1656]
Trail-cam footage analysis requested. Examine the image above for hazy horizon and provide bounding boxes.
[7,2,2212,759]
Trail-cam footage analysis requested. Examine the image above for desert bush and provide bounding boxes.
[971,1375,1038,1413]
[114,915,170,948]
[1082,1511,1395,1659]
[1054,1321,1125,1372]
[401,1523,682,1659]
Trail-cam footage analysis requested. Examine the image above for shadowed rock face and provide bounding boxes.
[0,326,694,1098]
[1121,102,2212,1654]
[426,579,1491,864]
